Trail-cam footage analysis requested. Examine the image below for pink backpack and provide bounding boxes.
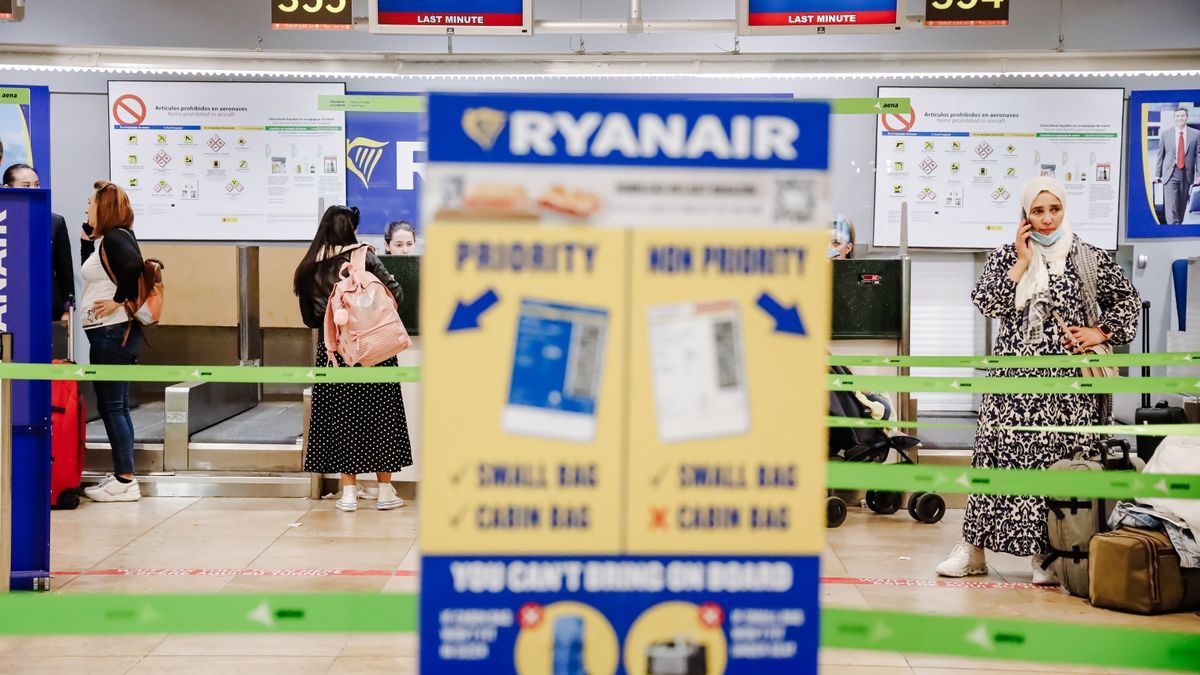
[323,245,411,367]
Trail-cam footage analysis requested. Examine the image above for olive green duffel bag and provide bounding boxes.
[1088,527,1200,615]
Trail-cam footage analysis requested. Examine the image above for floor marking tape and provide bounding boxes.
[51,568,1034,590]
[53,568,420,578]
[823,576,1044,590]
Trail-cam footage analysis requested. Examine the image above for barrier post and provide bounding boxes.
[898,201,916,438]
[0,332,13,593]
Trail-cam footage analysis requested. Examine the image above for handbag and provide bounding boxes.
[1053,310,1118,378]
[99,229,165,346]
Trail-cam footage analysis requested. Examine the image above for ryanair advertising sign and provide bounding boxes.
[344,99,425,235]
[422,93,831,674]
[425,94,830,229]
[428,93,829,170]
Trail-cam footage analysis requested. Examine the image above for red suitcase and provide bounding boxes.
[50,314,85,510]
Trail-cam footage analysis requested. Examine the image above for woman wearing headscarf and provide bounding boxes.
[935,177,1140,584]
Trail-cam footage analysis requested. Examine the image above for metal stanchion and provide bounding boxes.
[0,332,13,593]
[898,202,916,443]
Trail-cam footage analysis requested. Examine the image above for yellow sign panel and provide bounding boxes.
[625,229,830,555]
[422,223,628,555]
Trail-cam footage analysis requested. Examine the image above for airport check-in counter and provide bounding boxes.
[829,257,908,401]
[830,256,973,507]
[78,245,424,498]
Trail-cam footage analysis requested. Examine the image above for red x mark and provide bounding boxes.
[651,507,669,530]
[518,602,544,629]
[698,602,725,628]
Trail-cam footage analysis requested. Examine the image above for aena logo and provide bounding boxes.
[347,137,388,189]
[462,108,801,161]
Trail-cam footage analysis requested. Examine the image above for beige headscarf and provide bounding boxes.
[1014,176,1073,312]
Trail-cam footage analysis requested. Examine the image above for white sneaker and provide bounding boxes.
[377,483,405,511]
[935,540,987,577]
[84,475,141,502]
[335,486,358,512]
[1031,553,1059,586]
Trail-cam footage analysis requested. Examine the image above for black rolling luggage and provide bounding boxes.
[1135,301,1188,462]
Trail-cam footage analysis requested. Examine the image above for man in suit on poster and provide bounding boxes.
[1155,106,1200,224]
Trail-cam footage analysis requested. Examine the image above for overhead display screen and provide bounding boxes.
[369,0,533,35]
[872,87,1125,250]
[738,0,903,35]
[108,81,346,241]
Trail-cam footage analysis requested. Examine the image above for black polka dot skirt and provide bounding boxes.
[304,340,413,474]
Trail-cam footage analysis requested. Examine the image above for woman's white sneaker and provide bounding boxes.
[1031,553,1059,586]
[935,541,987,577]
[377,483,405,511]
[335,486,358,512]
[83,475,141,502]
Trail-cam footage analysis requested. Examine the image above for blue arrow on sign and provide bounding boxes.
[756,292,806,336]
[447,289,500,332]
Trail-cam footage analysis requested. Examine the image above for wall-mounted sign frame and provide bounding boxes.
[107,80,347,241]
[924,0,1008,27]
[271,0,354,30]
[1127,89,1200,238]
[871,86,1125,250]
[738,0,905,36]
[368,0,533,35]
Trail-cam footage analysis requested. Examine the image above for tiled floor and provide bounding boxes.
[0,497,1195,673]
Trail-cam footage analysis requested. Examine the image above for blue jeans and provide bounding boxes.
[86,322,143,476]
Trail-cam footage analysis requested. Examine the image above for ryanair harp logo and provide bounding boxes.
[462,107,507,151]
[346,137,388,189]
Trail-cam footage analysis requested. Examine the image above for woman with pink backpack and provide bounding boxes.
[294,205,412,512]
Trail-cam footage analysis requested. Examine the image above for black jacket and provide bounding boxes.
[298,244,403,330]
[50,213,74,320]
[81,225,144,303]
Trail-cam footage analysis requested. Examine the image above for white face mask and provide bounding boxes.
[827,247,841,259]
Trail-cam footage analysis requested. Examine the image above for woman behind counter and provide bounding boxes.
[2,163,75,321]
[935,176,1140,584]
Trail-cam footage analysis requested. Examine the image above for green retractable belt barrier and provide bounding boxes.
[821,608,1200,673]
[827,415,1200,437]
[826,462,1199,500]
[0,595,1196,673]
[0,352,1193,384]
[0,593,417,635]
[829,352,1200,369]
[829,374,1200,395]
[0,363,421,384]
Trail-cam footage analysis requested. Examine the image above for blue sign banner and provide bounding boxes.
[747,0,900,26]
[1127,89,1200,238]
[345,93,426,235]
[421,555,820,675]
[0,188,52,590]
[378,0,523,9]
[427,93,830,170]
[376,0,525,27]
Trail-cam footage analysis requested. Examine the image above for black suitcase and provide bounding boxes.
[1135,300,1188,462]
